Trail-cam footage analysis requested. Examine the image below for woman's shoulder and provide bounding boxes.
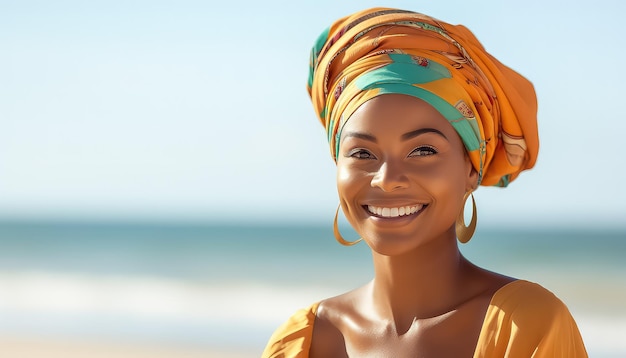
[485,279,579,331]
[476,280,588,357]
[489,280,569,316]
[308,290,365,357]
[261,286,365,358]
[261,302,319,358]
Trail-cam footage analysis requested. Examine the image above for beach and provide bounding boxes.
[0,336,255,358]
[0,220,624,357]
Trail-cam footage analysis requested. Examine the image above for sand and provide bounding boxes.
[0,336,257,358]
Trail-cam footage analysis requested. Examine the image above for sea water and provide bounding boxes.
[0,220,624,356]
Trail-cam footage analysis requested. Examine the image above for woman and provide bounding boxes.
[263,7,587,357]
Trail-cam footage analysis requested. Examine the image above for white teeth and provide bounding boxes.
[367,204,423,218]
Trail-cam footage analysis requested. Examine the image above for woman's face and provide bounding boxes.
[336,94,478,256]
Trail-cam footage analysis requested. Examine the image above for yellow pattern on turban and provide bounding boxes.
[307,7,539,186]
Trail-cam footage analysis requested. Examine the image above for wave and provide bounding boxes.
[0,270,339,348]
[0,270,337,322]
[1,270,624,355]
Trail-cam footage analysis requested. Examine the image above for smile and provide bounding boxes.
[366,204,424,218]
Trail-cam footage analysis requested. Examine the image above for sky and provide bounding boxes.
[1,0,625,228]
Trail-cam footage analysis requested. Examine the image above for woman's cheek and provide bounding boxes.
[337,164,356,196]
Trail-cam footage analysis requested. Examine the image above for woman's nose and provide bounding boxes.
[370,161,410,192]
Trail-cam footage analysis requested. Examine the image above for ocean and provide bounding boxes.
[0,220,624,357]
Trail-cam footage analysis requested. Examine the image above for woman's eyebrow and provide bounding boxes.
[342,131,377,143]
[401,128,447,141]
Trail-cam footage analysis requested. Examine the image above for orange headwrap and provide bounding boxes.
[307,7,538,186]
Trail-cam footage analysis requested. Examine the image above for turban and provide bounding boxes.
[307,7,539,187]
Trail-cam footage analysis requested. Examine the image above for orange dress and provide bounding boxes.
[262,280,587,357]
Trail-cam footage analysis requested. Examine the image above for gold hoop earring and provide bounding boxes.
[333,205,362,246]
[456,192,477,244]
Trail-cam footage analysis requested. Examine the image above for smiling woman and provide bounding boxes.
[262,6,587,358]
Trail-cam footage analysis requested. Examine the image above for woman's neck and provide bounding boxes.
[368,228,470,333]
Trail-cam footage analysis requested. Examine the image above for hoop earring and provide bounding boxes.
[333,205,362,246]
[456,192,477,244]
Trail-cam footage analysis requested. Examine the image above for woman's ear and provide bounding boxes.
[467,168,479,191]
[465,156,479,191]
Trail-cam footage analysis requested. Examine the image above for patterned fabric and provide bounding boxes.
[307,7,539,186]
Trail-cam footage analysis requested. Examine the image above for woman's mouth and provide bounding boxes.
[366,204,425,218]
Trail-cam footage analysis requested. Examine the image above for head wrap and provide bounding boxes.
[307,7,538,187]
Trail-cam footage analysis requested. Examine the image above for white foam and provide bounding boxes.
[0,271,333,325]
[576,313,626,356]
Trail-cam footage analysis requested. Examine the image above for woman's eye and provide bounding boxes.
[409,146,437,157]
[348,149,376,159]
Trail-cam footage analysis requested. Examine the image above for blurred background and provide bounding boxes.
[1,0,625,357]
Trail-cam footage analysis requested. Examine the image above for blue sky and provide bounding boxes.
[1,0,625,228]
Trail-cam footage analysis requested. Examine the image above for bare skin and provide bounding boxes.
[310,94,515,357]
